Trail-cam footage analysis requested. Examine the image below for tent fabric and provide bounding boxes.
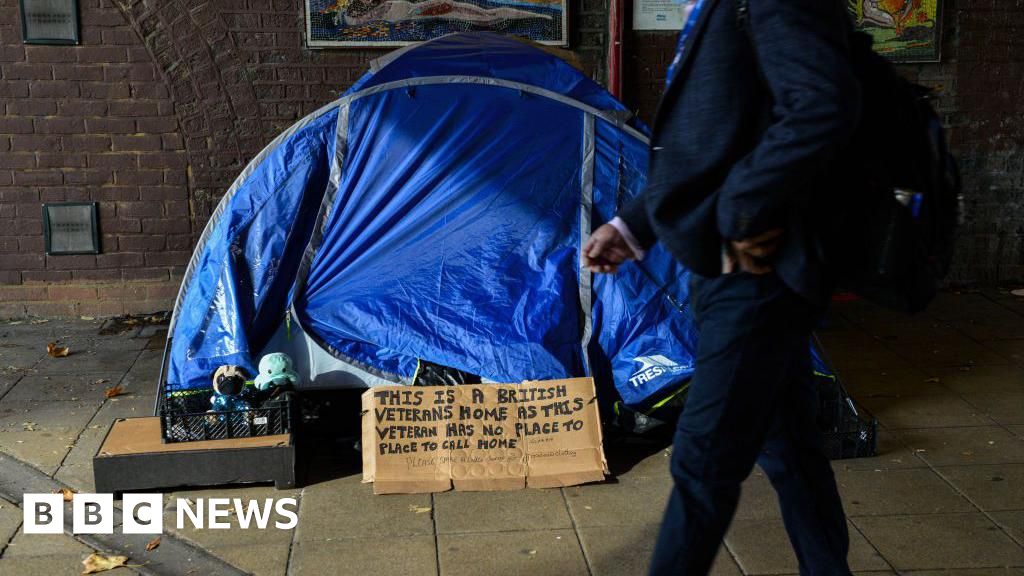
[165,32,701,408]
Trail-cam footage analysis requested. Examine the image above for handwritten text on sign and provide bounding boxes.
[361,378,607,494]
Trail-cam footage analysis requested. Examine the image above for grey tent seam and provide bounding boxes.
[579,113,596,375]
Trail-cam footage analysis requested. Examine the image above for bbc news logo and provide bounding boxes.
[23,494,298,534]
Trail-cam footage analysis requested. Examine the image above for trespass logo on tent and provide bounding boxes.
[628,355,685,388]
[22,493,298,534]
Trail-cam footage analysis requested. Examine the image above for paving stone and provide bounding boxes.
[853,513,1024,570]
[3,530,93,557]
[905,569,1024,576]
[990,511,1024,546]
[840,367,950,398]
[563,473,671,527]
[1010,426,1024,440]
[936,366,1024,394]
[861,395,995,429]
[291,535,436,576]
[0,344,45,371]
[895,338,1012,370]
[0,397,100,430]
[438,529,586,576]
[861,322,963,347]
[951,317,1024,342]
[895,427,1024,466]
[434,488,572,534]
[34,343,141,376]
[818,334,913,372]
[0,373,116,404]
[835,468,974,516]
[579,523,741,576]
[960,392,1024,426]
[936,464,1024,511]
[0,428,87,475]
[295,474,434,540]
[0,497,22,554]
[724,518,888,574]
[203,541,291,576]
[119,349,165,393]
[0,553,110,576]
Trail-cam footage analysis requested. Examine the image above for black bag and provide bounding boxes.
[737,1,962,314]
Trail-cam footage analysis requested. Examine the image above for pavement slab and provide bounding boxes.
[0,295,1022,575]
[852,513,1024,571]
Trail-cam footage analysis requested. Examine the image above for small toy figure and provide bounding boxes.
[209,365,253,413]
[253,352,300,391]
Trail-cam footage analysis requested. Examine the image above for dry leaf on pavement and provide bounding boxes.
[81,553,128,574]
[52,487,76,502]
[104,385,125,399]
[47,342,70,357]
[145,537,161,551]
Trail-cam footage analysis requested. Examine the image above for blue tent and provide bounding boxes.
[164,32,700,409]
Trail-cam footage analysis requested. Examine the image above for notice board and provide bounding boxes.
[362,377,607,494]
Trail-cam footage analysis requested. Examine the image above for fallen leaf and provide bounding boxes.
[80,316,95,321]
[1011,288,1024,297]
[81,553,128,574]
[408,505,432,514]
[52,487,75,502]
[94,379,109,386]
[46,342,69,358]
[104,385,125,399]
[145,537,160,551]
[923,377,941,383]
[30,318,49,325]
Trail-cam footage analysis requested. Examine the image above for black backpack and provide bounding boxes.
[737,1,962,314]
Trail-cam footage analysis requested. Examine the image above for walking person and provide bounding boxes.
[583,0,861,574]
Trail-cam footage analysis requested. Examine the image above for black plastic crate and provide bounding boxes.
[160,389,296,443]
[816,373,878,460]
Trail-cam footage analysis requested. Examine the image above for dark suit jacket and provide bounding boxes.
[619,0,860,305]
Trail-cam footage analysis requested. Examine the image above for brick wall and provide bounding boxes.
[623,0,1024,285]
[1,0,1019,319]
[0,0,187,317]
[0,0,609,318]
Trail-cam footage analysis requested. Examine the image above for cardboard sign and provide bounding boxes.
[362,378,607,494]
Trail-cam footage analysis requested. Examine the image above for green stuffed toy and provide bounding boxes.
[254,352,300,391]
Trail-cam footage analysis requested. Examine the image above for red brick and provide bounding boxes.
[135,117,178,132]
[63,135,112,152]
[34,117,85,134]
[11,134,61,152]
[37,153,87,168]
[89,153,138,169]
[111,135,162,151]
[78,300,125,317]
[51,64,104,81]
[108,100,160,117]
[84,117,135,133]
[98,186,140,201]
[97,284,146,300]
[7,98,56,115]
[80,82,130,99]
[0,271,21,285]
[1,253,44,270]
[0,285,47,302]
[0,117,34,133]
[140,185,187,200]
[123,267,169,282]
[114,170,163,186]
[71,268,121,282]
[24,301,77,317]
[0,154,36,169]
[18,236,43,252]
[24,46,77,63]
[45,254,97,270]
[2,63,52,80]
[0,81,29,98]
[13,171,62,186]
[77,46,129,64]
[119,235,165,251]
[96,252,144,268]
[117,201,164,218]
[63,169,113,186]
[22,270,72,283]
[48,285,98,301]
[58,100,108,116]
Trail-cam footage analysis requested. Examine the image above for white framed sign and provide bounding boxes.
[632,0,687,30]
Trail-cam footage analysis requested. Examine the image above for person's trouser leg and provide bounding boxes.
[647,273,850,576]
[758,349,851,575]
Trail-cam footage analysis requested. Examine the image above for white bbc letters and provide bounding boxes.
[72,494,114,534]
[23,493,64,534]
[123,493,163,534]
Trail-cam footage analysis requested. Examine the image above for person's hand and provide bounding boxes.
[583,223,637,274]
[725,228,785,275]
